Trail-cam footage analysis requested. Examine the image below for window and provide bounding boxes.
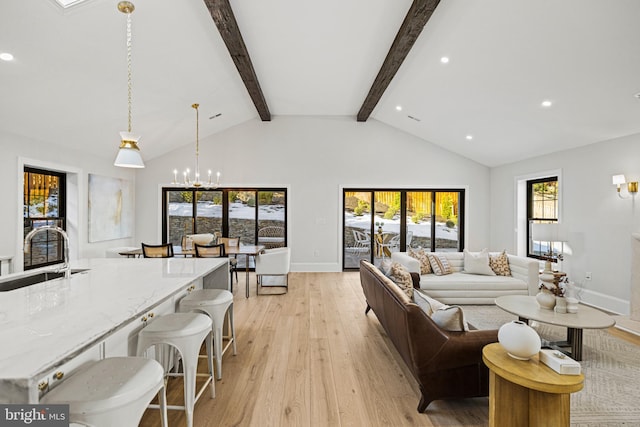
[23,167,66,270]
[343,188,464,270]
[162,187,287,267]
[527,177,558,259]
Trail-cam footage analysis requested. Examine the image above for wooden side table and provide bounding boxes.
[482,343,584,427]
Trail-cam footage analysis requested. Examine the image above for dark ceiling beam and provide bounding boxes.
[357,0,440,122]
[203,0,271,121]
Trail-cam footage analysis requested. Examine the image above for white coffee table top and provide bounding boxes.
[495,295,615,330]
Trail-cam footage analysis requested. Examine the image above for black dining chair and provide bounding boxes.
[141,243,174,258]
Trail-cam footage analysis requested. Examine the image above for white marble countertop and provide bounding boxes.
[0,257,227,396]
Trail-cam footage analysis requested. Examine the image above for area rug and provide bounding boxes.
[464,305,640,427]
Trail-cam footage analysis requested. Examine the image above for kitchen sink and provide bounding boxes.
[0,268,90,292]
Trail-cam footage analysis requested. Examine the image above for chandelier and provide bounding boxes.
[114,1,144,168]
[172,103,220,187]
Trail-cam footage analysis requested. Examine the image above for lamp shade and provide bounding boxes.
[531,222,568,242]
[114,132,145,168]
[612,174,626,185]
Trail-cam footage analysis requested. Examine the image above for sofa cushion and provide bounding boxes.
[462,249,495,276]
[418,272,526,291]
[409,248,432,274]
[489,250,512,276]
[427,253,452,276]
[413,291,469,331]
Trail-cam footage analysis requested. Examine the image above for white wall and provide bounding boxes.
[135,116,491,271]
[0,130,137,273]
[490,132,640,314]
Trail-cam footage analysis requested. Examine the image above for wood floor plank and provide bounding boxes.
[138,271,636,426]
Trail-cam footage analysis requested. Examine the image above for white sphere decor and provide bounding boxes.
[497,320,541,360]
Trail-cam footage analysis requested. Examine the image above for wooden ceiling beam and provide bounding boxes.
[203,0,271,121]
[357,0,440,122]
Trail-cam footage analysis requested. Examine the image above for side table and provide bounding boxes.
[482,343,584,427]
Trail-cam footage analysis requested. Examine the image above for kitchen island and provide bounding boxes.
[0,257,228,404]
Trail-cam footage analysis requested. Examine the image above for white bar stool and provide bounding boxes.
[137,312,214,427]
[40,357,167,427]
[179,289,237,380]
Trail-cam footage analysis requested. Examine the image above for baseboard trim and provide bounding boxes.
[578,288,629,316]
[291,262,341,272]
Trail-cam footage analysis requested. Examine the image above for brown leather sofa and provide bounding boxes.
[359,260,498,412]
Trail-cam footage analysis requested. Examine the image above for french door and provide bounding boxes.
[343,189,464,270]
[162,187,287,249]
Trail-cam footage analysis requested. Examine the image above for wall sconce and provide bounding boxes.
[612,174,638,199]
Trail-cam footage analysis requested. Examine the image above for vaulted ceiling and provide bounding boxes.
[2,0,639,167]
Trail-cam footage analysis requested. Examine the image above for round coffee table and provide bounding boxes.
[495,295,615,361]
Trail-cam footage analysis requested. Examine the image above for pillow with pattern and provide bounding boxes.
[489,250,512,276]
[409,248,432,274]
[426,253,452,276]
[387,262,414,299]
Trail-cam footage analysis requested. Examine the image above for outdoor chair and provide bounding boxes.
[346,229,371,265]
[257,226,285,249]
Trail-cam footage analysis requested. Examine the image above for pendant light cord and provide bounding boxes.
[126,11,133,133]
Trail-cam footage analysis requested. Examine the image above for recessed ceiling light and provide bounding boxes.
[0,53,14,61]
[541,100,553,108]
[634,92,640,99]
[440,56,450,64]
[466,135,473,140]
[395,105,403,111]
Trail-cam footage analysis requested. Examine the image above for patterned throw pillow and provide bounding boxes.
[388,262,414,299]
[489,250,512,276]
[409,248,432,274]
[426,253,452,276]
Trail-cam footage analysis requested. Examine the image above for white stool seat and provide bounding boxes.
[180,289,237,380]
[41,357,167,427]
[137,312,214,427]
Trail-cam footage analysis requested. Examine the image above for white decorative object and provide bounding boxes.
[555,296,567,313]
[539,349,581,375]
[566,297,579,314]
[498,320,541,360]
[536,289,556,310]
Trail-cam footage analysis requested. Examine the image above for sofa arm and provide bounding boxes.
[507,254,540,296]
[391,252,420,274]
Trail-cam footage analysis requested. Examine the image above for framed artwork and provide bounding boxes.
[88,174,133,242]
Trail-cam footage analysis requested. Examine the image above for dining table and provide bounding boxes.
[119,244,266,298]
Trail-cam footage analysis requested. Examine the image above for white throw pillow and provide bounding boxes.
[463,249,495,276]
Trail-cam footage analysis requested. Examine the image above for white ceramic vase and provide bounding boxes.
[555,296,567,313]
[536,290,556,310]
[498,320,541,360]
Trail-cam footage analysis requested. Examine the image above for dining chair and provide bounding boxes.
[213,238,240,289]
[141,243,174,258]
[194,243,226,258]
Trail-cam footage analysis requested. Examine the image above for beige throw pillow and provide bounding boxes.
[409,248,432,274]
[489,250,512,276]
[427,253,452,276]
[413,291,468,331]
[463,249,495,276]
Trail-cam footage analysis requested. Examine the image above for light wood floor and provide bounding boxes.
[139,272,640,427]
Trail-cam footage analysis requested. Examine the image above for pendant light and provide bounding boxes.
[171,103,220,187]
[114,1,145,168]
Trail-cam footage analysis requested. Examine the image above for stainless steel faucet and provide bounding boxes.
[24,225,71,278]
